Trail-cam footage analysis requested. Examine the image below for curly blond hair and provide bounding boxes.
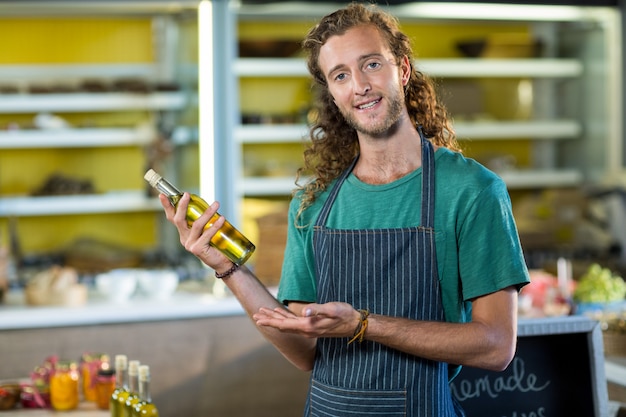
[295,2,459,219]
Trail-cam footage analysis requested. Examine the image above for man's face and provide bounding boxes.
[318,24,410,138]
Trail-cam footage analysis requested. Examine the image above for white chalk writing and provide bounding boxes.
[504,408,546,417]
[451,357,550,401]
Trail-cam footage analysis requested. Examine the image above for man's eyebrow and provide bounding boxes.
[325,53,385,79]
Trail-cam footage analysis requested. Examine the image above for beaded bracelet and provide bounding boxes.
[215,263,240,279]
[348,309,370,345]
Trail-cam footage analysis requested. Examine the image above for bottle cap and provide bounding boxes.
[138,365,150,381]
[144,169,162,187]
[128,360,141,376]
[114,354,128,370]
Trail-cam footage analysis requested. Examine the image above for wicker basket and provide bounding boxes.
[603,331,626,357]
[254,209,289,287]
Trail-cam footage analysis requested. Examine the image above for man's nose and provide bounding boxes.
[352,72,371,95]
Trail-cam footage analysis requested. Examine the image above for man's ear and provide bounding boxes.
[400,55,411,86]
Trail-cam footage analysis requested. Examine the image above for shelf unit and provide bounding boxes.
[214,2,622,221]
[233,58,588,196]
[0,64,191,218]
[0,5,200,260]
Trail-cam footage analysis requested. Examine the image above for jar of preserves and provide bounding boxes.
[50,361,79,411]
[95,368,116,410]
[81,352,109,402]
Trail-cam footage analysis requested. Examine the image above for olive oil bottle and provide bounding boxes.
[122,360,140,417]
[132,365,158,417]
[144,169,255,266]
[109,355,128,417]
[113,360,138,417]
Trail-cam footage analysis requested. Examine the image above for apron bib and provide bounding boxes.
[307,134,464,417]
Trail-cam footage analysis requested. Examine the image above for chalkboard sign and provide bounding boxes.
[451,316,609,417]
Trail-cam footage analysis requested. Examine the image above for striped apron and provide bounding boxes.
[306,135,464,417]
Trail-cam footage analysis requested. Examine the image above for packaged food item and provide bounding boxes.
[21,356,56,409]
[81,352,110,402]
[50,360,79,411]
[96,368,116,410]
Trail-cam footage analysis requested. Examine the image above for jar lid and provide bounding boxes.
[55,360,78,371]
[97,368,115,377]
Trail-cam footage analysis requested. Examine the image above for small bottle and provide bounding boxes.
[96,367,116,410]
[50,360,79,411]
[144,169,255,266]
[132,365,159,417]
[123,360,140,417]
[110,355,129,417]
[116,360,139,417]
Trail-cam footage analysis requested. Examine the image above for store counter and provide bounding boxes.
[0,288,310,417]
[2,293,624,417]
[0,403,108,417]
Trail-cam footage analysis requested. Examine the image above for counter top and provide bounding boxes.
[0,287,247,330]
[1,402,108,417]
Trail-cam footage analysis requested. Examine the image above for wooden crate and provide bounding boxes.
[254,209,288,287]
[605,332,626,357]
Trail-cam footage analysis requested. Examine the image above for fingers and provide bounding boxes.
[302,303,339,318]
[185,202,223,250]
[303,307,318,317]
[196,202,225,234]
[158,194,174,216]
[254,307,294,321]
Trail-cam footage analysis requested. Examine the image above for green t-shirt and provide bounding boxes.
[277,147,530,324]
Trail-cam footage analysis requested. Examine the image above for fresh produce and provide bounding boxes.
[573,263,626,303]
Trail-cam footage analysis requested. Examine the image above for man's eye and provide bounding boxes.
[335,73,347,81]
[367,62,381,70]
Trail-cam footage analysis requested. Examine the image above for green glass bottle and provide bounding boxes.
[122,360,140,417]
[132,365,158,417]
[144,169,255,266]
[109,355,128,417]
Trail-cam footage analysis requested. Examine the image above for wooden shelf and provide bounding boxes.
[454,120,582,140]
[0,125,197,148]
[0,191,162,217]
[0,63,160,81]
[235,120,581,144]
[0,91,188,113]
[235,58,582,78]
[0,126,155,148]
[498,169,582,189]
[238,169,583,196]
[235,124,309,143]
[240,177,299,196]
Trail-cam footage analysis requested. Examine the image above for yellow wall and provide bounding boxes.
[0,18,153,63]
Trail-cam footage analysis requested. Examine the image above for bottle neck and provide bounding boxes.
[139,379,152,402]
[116,368,127,389]
[128,374,139,392]
[154,177,182,198]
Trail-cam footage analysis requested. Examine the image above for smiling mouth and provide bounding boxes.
[357,99,381,110]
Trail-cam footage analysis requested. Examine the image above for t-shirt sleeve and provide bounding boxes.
[457,178,530,301]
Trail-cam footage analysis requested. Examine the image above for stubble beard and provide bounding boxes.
[341,92,404,138]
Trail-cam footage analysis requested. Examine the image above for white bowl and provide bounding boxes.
[95,269,138,303]
[137,270,179,300]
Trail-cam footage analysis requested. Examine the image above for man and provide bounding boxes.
[160,3,530,416]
